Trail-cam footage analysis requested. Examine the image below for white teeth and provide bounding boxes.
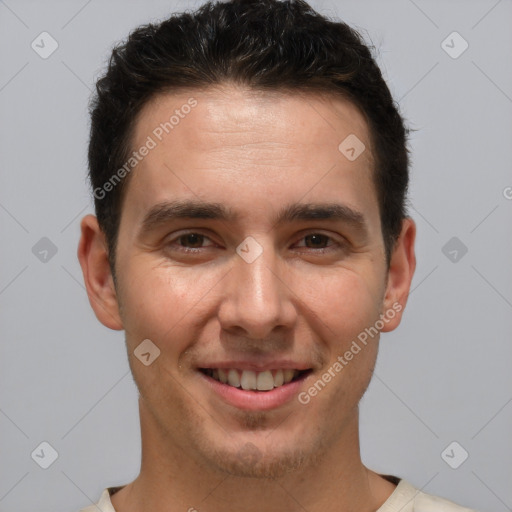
[218,368,228,383]
[256,370,275,391]
[227,369,241,387]
[241,370,257,390]
[283,369,295,383]
[273,369,284,387]
[207,368,304,390]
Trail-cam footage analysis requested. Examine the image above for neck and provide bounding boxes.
[111,401,395,512]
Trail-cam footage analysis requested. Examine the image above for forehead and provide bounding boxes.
[122,84,378,232]
[133,85,372,160]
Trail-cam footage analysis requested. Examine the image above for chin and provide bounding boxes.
[211,442,311,479]
[196,423,332,480]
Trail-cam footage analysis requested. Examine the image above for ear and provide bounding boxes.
[77,214,123,330]
[380,217,416,332]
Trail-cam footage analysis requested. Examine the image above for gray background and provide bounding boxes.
[1,1,511,511]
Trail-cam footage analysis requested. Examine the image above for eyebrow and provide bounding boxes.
[138,199,369,237]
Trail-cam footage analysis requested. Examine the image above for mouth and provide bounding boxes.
[199,368,312,391]
[197,366,313,411]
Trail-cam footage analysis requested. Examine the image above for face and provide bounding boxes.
[79,84,415,479]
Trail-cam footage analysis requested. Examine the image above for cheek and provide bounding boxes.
[298,266,384,344]
[117,259,224,349]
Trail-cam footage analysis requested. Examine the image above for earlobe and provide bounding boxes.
[77,214,124,331]
[380,217,416,333]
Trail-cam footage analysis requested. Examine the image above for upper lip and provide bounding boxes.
[197,360,313,372]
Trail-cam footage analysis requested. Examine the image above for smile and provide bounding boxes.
[199,368,311,391]
[198,366,313,411]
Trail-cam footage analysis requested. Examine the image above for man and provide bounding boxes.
[77,0,478,510]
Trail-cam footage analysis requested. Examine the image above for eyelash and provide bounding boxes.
[165,231,345,254]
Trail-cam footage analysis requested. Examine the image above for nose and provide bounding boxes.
[217,238,297,340]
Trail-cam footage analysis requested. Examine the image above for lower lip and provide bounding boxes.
[199,371,310,411]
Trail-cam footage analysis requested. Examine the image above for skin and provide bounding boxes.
[78,84,416,512]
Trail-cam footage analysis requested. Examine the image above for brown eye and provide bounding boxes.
[165,232,216,254]
[292,233,343,254]
[303,234,330,248]
[178,233,206,248]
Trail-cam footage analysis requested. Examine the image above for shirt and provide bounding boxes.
[79,475,479,511]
